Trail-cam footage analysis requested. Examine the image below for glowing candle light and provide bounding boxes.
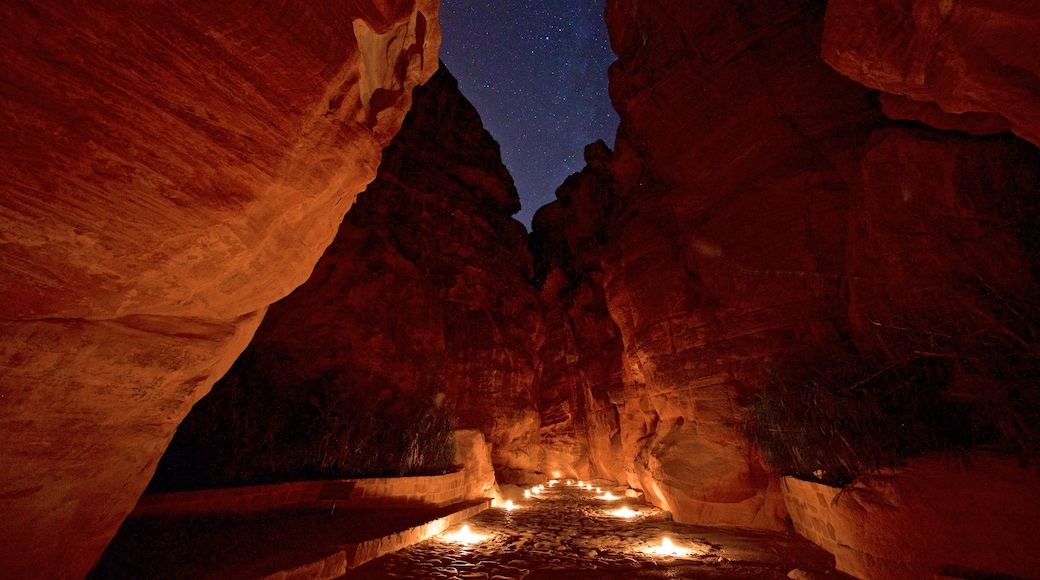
[442,524,488,545]
[577,481,584,487]
[607,506,638,518]
[595,487,602,493]
[597,491,620,501]
[524,489,531,499]
[644,537,696,557]
[505,500,515,511]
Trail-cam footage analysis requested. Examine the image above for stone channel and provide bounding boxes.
[340,481,847,580]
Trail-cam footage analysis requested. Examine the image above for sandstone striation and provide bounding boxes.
[528,0,1040,532]
[154,65,543,491]
[530,141,627,483]
[822,0,1040,146]
[787,452,1040,579]
[0,1,439,577]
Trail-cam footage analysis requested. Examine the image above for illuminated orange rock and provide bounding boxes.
[787,452,1040,579]
[455,429,500,502]
[587,0,1040,532]
[531,141,627,483]
[822,0,1040,147]
[0,1,439,577]
[597,0,874,530]
[154,65,542,490]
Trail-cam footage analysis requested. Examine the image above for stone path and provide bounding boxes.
[339,481,851,580]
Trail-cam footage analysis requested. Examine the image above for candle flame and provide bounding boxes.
[441,524,488,545]
[643,536,697,557]
[607,506,638,518]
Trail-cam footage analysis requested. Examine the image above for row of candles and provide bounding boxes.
[521,479,619,501]
[443,482,703,561]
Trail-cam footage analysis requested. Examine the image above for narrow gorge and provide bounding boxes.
[2,1,1039,579]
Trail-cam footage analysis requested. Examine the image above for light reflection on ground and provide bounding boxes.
[343,481,849,579]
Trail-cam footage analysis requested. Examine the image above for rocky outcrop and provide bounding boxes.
[454,429,500,503]
[590,0,878,530]
[527,0,1040,532]
[154,65,542,491]
[784,452,1040,580]
[822,0,1040,147]
[530,141,627,482]
[0,2,439,577]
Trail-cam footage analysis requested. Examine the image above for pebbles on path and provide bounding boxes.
[339,482,847,579]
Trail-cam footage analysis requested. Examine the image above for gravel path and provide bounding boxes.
[340,481,849,579]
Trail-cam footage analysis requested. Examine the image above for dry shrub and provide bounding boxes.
[745,329,1040,487]
[149,346,457,492]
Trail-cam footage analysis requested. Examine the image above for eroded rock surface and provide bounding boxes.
[822,0,1040,146]
[787,452,1040,580]
[522,0,1040,532]
[0,2,439,577]
[530,141,626,483]
[154,65,543,490]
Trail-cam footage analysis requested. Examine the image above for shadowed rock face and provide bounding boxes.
[530,141,627,482]
[518,0,1040,530]
[150,0,1040,538]
[822,0,1040,147]
[154,64,543,489]
[5,0,1040,575]
[0,1,439,577]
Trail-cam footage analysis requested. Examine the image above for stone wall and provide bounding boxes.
[133,470,468,517]
[781,477,844,558]
[782,453,1040,580]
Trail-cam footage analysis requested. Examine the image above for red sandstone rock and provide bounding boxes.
[586,0,1040,533]
[531,142,627,483]
[786,452,1040,579]
[597,0,881,530]
[0,2,439,577]
[822,0,1040,147]
[154,65,543,491]
[845,127,1040,357]
[879,92,1014,136]
[455,429,500,502]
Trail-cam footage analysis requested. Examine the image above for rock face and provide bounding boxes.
[784,452,1040,580]
[522,0,1040,532]
[530,141,627,482]
[454,429,500,503]
[822,0,1040,147]
[0,2,439,578]
[154,65,542,490]
[588,0,884,529]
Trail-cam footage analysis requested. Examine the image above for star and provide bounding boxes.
[437,0,619,229]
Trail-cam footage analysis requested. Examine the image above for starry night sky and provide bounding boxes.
[437,0,619,229]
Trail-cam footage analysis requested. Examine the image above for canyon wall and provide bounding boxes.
[197,0,1040,538]
[530,141,627,482]
[0,2,439,577]
[154,64,543,490]
[523,0,1040,531]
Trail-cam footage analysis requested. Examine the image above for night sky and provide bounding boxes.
[437,0,619,229]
